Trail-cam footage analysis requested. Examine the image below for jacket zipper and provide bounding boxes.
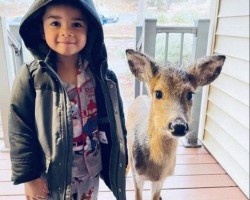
[40,61,70,199]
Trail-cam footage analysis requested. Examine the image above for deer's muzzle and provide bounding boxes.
[169,119,189,137]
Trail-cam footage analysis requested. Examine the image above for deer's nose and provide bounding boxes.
[169,119,189,137]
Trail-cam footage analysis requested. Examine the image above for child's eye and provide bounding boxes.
[72,22,84,28]
[50,21,60,26]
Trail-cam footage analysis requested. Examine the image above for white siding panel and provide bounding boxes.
[222,56,249,84]
[207,103,249,151]
[211,73,249,106]
[208,86,249,128]
[219,0,249,17]
[203,133,249,198]
[214,35,249,60]
[205,117,249,172]
[217,16,249,38]
[203,0,250,197]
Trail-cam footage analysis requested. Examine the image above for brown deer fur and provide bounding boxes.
[125,49,226,200]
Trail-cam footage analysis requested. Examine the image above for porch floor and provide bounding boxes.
[0,142,248,200]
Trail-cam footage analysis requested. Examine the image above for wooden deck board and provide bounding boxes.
[176,154,217,164]
[176,146,208,155]
[0,144,248,200]
[174,163,226,175]
[0,169,11,181]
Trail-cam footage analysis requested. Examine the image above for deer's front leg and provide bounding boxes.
[133,172,144,200]
[151,180,164,200]
[135,180,144,200]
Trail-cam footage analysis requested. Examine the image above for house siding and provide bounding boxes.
[201,0,249,198]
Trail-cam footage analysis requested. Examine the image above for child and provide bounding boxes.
[8,0,127,199]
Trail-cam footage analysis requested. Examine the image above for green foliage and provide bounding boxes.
[155,33,193,67]
[153,0,210,66]
[147,0,187,7]
[157,8,209,24]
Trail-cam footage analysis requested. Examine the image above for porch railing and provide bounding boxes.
[135,18,210,147]
[0,17,24,151]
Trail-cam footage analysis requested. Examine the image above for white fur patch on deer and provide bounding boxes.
[125,49,226,200]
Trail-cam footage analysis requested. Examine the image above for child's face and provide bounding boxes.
[42,4,87,57]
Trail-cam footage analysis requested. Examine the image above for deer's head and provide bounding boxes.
[126,49,226,138]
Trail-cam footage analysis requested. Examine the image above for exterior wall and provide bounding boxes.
[199,0,249,198]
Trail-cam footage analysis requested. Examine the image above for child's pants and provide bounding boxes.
[70,174,99,200]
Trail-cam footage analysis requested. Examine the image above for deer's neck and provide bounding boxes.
[147,119,178,165]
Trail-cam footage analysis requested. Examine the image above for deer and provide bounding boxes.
[125,49,226,200]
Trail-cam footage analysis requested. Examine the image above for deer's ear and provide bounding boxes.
[126,49,159,82]
[187,55,226,87]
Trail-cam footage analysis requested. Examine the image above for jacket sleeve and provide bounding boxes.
[8,64,42,185]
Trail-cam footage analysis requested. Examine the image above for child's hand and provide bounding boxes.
[24,177,49,200]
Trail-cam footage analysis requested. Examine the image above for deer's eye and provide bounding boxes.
[186,92,194,101]
[155,90,163,99]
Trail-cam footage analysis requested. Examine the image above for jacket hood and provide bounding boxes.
[19,0,107,69]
